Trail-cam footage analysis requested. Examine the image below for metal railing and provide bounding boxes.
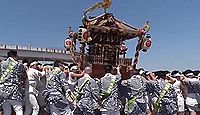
[0,44,69,54]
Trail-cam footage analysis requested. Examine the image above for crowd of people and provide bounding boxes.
[1,50,200,115]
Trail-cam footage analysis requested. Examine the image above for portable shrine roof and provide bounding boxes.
[84,13,140,40]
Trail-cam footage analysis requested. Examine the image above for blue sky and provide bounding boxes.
[0,0,200,71]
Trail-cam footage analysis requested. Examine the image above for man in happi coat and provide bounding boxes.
[43,60,74,115]
[75,66,101,115]
[100,65,122,115]
[0,50,26,115]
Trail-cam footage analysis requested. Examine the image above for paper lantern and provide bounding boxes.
[78,27,92,42]
[141,35,152,52]
[64,38,72,50]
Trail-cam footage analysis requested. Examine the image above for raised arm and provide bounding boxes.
[69,70,85,78]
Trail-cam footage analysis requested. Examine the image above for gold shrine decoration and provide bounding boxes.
[84,0,111,15]
[102,0,111,9]
[142,21,150,34]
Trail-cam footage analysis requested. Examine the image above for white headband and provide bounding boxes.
[30,61,38,67]
[139,70,145,75]
[146,71,150,75]
[70,66,78,71]
[23,63,28,66]
[198,73,200,77]
[173,72,182,77]
[186,73,194,76]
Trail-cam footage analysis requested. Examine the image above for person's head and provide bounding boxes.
[70,65,79,73]
[171,70,182,80]
[29,61,39,70]
[22,59,28,64]
[129,69,140,77]
[145,71,156,80]
[43,65,52,72]
[182,69,194,78]
[7,50,18,60]
[193,70,200,78]
[155,70,170,80]
[198,73,200,79]
[64,65,69,75]
[84,66,92,74]
[104,64,112,73]
[54,60,65,71]
[37,62,43,72]
[138,68,145,76]
[164,70,171,80]
[23,63,28,72]
[141,71,150,79]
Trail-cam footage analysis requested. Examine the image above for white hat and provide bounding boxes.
[30,61,38,67]
[70,66,78,71]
